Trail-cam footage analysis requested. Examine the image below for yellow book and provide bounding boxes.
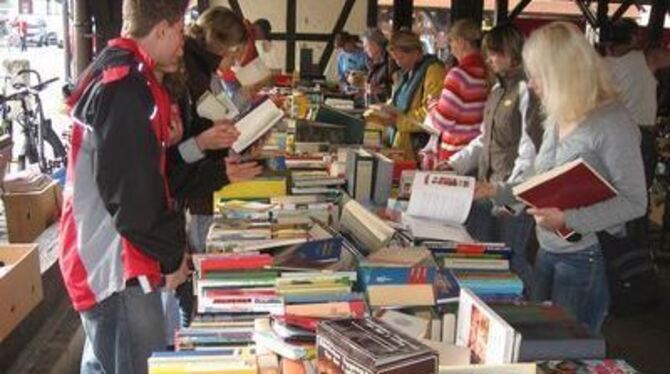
[214,177,287,208]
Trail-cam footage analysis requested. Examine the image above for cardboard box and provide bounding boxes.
[0,244,43,341]
[2,181,62,243]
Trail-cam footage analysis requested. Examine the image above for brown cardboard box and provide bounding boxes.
[2,181,62,243]
[0,244,43,342]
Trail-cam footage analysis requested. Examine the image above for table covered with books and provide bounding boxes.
[149,80,641,374]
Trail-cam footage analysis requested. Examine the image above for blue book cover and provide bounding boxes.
[435,268,461,304]
[358,265,437,287]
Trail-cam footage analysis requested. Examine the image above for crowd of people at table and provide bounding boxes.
[54,1,669,372]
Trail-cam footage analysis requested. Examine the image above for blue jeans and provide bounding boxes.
[173,214,213,327]
[531,245,610,333]
[466,200,535,292]
[80,286,166,374]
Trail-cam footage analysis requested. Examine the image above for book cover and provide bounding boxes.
[536,359,639,374]
[313,105,365,144]
[373,152,394,206]
[512,158,617,238]
[455,289,517,365]
[490,303,606,362]
[316,317,438,374]
[232,98,285,153]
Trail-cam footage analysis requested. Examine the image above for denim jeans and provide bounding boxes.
[466,199,535,292]
[531,244,610,333]
[80,286,166,374]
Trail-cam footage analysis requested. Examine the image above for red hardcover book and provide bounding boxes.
[274,315,323,332]
[513,158,618,239]
[199,254,273,273]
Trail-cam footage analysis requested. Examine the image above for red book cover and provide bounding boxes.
[200,254,273,273]
[274,315,323,332]
[513,158,618,239]
[513,158,617,210]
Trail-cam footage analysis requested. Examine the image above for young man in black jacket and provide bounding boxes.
[59,1,191,373]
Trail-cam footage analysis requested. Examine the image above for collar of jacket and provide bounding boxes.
[185,36,224,74]
[108,37,158,72]
[497,66,526,89]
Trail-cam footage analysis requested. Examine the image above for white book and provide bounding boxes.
[196,90,240,121]
[232,98,285,153]
[456,289,517,365]
[378,310,430,339]
[407,172,475,224]
[252,331,308,360]
[401,213,474,243]
[233,57,272,87]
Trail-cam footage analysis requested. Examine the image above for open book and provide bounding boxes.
[196,90,240,122]
[512,158,618,239]
[365,104,440,136]
[232,98,285,153]
[404,172,476,242]
[232,57,272,87]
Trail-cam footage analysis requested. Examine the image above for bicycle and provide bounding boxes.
[0,69,67,174]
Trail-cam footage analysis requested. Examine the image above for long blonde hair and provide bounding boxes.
[522,22,617,125]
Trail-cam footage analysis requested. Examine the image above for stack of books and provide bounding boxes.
[276,271,364,319]
[148,348,258,373]
[358,246,437,307]
[290,170,345,197]
[429,242,524,303]
[192,253,282,316]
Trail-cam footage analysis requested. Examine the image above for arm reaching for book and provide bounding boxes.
[225,156,263,183]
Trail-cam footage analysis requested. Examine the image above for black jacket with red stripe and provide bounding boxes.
[59,38,185,311]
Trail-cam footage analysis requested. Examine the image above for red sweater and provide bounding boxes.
[429,53,488,161]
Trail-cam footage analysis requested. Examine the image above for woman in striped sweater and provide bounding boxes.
[424,19,489,168]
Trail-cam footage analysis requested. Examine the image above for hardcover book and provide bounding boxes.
[512,158,618,239]
[317,318,438,374]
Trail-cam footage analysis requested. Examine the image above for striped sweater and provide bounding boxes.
[429,53,488,161]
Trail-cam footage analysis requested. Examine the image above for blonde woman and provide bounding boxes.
[478,22,647,332]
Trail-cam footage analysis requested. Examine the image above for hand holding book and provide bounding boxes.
[526,207,567,231]
[195,120,240,151]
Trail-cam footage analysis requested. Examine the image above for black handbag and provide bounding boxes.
[597,221,659,316]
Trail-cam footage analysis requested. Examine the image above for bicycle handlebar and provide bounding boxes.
[1,76,59,104]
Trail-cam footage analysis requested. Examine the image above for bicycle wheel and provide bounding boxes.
[42,119,66,159]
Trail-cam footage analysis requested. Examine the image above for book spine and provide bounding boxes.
[360,266,437,286]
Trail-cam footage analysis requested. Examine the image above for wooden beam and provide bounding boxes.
[73,0,93,76]
[228,0,244,19]
[597,0,610,43]
[648,0,669,47]
[318,0,357,74]
[451,0,484,25]
[368,0,379,28]
[269,33,333,42]
[574,0,599,27]
[393,0,413,31]
[509,0,532,20]
[610,0,635,23]
[286,0,297,72]
[495,0,509,25]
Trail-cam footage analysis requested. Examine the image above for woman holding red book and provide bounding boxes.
[476,22,647,333]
